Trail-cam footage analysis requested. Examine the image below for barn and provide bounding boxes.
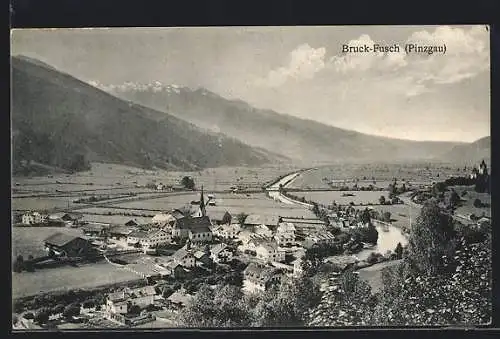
[44,233,96,257]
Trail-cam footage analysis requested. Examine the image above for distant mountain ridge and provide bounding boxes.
[100,80,469,165]
[440,136,491,164]
[11,56,284,175]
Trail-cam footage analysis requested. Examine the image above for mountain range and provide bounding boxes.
[11,55,282,175]
[101,80,486,165]
[11,55,490,175]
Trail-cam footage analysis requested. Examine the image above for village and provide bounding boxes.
[12,160,492,329]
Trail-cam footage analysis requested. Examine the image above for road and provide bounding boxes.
[266,169,314,206]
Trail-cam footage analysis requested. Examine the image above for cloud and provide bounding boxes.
[254,43,326,87]
[330,34,407,73]
[328,26,489,97]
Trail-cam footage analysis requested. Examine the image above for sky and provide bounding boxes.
[11,25,490,142]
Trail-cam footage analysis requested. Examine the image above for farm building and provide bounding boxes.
[21,211,46,225]
[193,249,212,266]
[105,286,156,318]
[81,223,109,237]
[124,219,139,227]
[108,226,134,240]
[126,229,171,250]
[243,263,284,292]
[255,242,285,263]
[206,210,232,225]
[152,209,185,226]
[274,222,296,246]
[212,223,241,239]
[302,231,337,249]
[161,261,188,279]
[61,213,84,222]
[210,243,234,263]
[44,233,96,257]
[171,243,197,268]
[244,214,280,230]
[167,290,194,309]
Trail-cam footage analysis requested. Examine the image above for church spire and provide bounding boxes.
[199,185,206,217]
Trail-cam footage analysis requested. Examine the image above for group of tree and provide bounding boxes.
[13,255,35,273]
[176,275,322,327]
[181,176,196,190]
[306,199,491,326]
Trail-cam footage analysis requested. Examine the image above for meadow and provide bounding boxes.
[298,191,390,206]
[287,163,467,190]
[12,262,140,299]
[12,227,88,259]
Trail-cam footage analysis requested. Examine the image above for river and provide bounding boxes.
[355,224,408,261]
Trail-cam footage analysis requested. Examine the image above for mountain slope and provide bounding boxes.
[439,136,491,164]
[11,56,281,175]
[103,83,464,165]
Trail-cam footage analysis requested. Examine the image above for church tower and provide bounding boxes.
[198,185,206,217]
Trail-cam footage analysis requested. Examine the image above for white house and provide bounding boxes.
[255,242,285,263]
[274,222,296,246]
[214,223,241,239]
[171,245,197,268]
[106,286,156,316]
[22,211,45,225]
[126,229,171,250]
[210,243,234,263]
[291,258,304,277]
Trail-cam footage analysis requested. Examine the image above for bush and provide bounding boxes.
[367,252,382,264]
[62,304,80,318]
[34,310,50,324]
[23,312,34,320]
[82,300,95,309]
[473,199,483,208]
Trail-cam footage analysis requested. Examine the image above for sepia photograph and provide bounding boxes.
[10,25,491,330]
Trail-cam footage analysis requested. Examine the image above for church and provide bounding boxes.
[171,186,213,242]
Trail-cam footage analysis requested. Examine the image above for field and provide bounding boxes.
[373,204,422,230]
[298,191,390,206]
[12,227,88,259]
[113,192,316,219]
[12,162,298,215]
[288,163,467,190]
[449,186,491,219]
[358,259,403,293]
[12,262,140,299]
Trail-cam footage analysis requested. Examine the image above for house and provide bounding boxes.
[160,261,187,279]
[105,286,156,316]
[206,210,232,225]
[210,243,234,263]
[274,222,296,246]
[193,249,212,266]
[254,224,274,238]
[156,183,165,191]
[243,263,284,292]
[167,290,194,308]
[214,223,241,239]
[255,242,285,263]
[124,219,139,227]
[21,211,45,225]
[127,229,171,250]
[44,233,95,257]
[244,214,280,231]
[108,226,134,240]
[61,213,84,222]
[81,223,109,237]
[291,258,304,277]
[171,244,197,268]
[303,231,337,249]
[152,209,186,226]
[188,223,213,243]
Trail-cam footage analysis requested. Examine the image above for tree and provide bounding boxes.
[34,310,50,324]
[23,312,34,320]
[473,198,483,208]
[383,211,391,222]
[177,284,252,327]
[394,242,403,259]
[236,213,248,226]
[181,176,195,190]
[406,199,456,275]
[13,255,24,273]
[379,195,386,205]
[449,190,461,209]
[128,304,141,315]
[62,304,80,319]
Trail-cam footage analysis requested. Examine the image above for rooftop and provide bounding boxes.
[44,232,82,247]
